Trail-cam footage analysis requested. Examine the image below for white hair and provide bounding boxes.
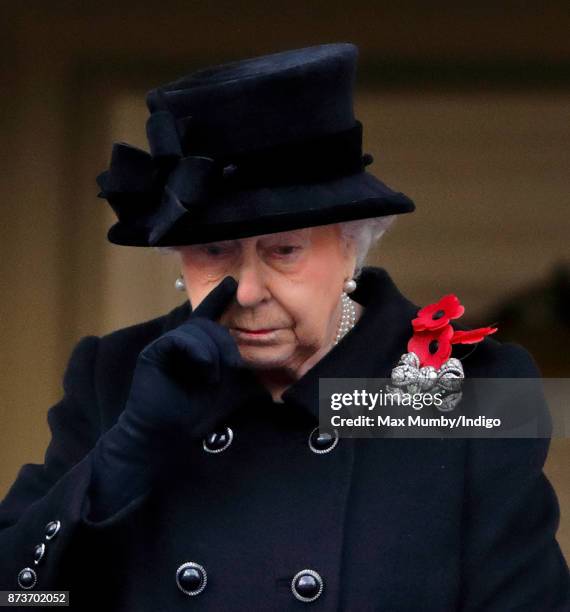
[337,215,397,280]
[154,215,397,277]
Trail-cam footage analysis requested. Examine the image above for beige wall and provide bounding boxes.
[1,2,569,562]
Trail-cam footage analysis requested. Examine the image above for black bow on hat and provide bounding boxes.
[97,43,415,247]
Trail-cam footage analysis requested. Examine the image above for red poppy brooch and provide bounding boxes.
[388,294,498,411]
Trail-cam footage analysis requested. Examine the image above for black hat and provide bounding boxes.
[97,42,415,247]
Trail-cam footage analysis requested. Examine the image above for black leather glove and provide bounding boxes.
[86,276,262,523]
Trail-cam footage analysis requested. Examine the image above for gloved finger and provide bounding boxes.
[140,325,221,382]
[185,318,246,370]
[190,276,238,322]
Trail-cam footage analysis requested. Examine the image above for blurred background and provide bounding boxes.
[1,1,569,560]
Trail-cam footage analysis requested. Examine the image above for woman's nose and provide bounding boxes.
[235,262,270,308]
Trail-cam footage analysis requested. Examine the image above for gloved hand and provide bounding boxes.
[119,275,258,446]
[86,276,263,523]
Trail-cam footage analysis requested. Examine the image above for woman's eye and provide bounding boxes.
[272,246,301,257]
[202,245,230,257]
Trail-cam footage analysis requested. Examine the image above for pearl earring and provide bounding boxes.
[175,274,186,291]
[343,278,357,294]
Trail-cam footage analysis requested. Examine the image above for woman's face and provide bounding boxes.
[177,224,357,375]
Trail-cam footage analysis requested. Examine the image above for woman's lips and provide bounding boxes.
[231,327,281,342]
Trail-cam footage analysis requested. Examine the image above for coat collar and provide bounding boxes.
[280,265,419,421]
[161,266,420,423]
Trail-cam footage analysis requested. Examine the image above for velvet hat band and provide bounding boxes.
[96,111,373,245]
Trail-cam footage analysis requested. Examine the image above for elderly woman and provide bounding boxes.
[1,43,568,611]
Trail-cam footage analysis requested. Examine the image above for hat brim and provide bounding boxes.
[107,171,415,247]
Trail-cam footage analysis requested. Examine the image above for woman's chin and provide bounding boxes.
[238,345,293,370]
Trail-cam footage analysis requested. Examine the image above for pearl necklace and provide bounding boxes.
[333,292,357,346]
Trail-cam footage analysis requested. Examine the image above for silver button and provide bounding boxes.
[203,426,234,454]
[308,426,339,454]
[176,561,207,596]
[45,520,61,540]
[33,543,46,565]
[18,567,37,589]
[291,568,324,602]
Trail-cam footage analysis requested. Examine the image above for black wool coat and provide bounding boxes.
[1,266,569,611]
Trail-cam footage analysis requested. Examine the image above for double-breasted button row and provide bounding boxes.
[202,424,339,455]
[175,561,324,602]
[17,520,61,589]
[198,417,331,602]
